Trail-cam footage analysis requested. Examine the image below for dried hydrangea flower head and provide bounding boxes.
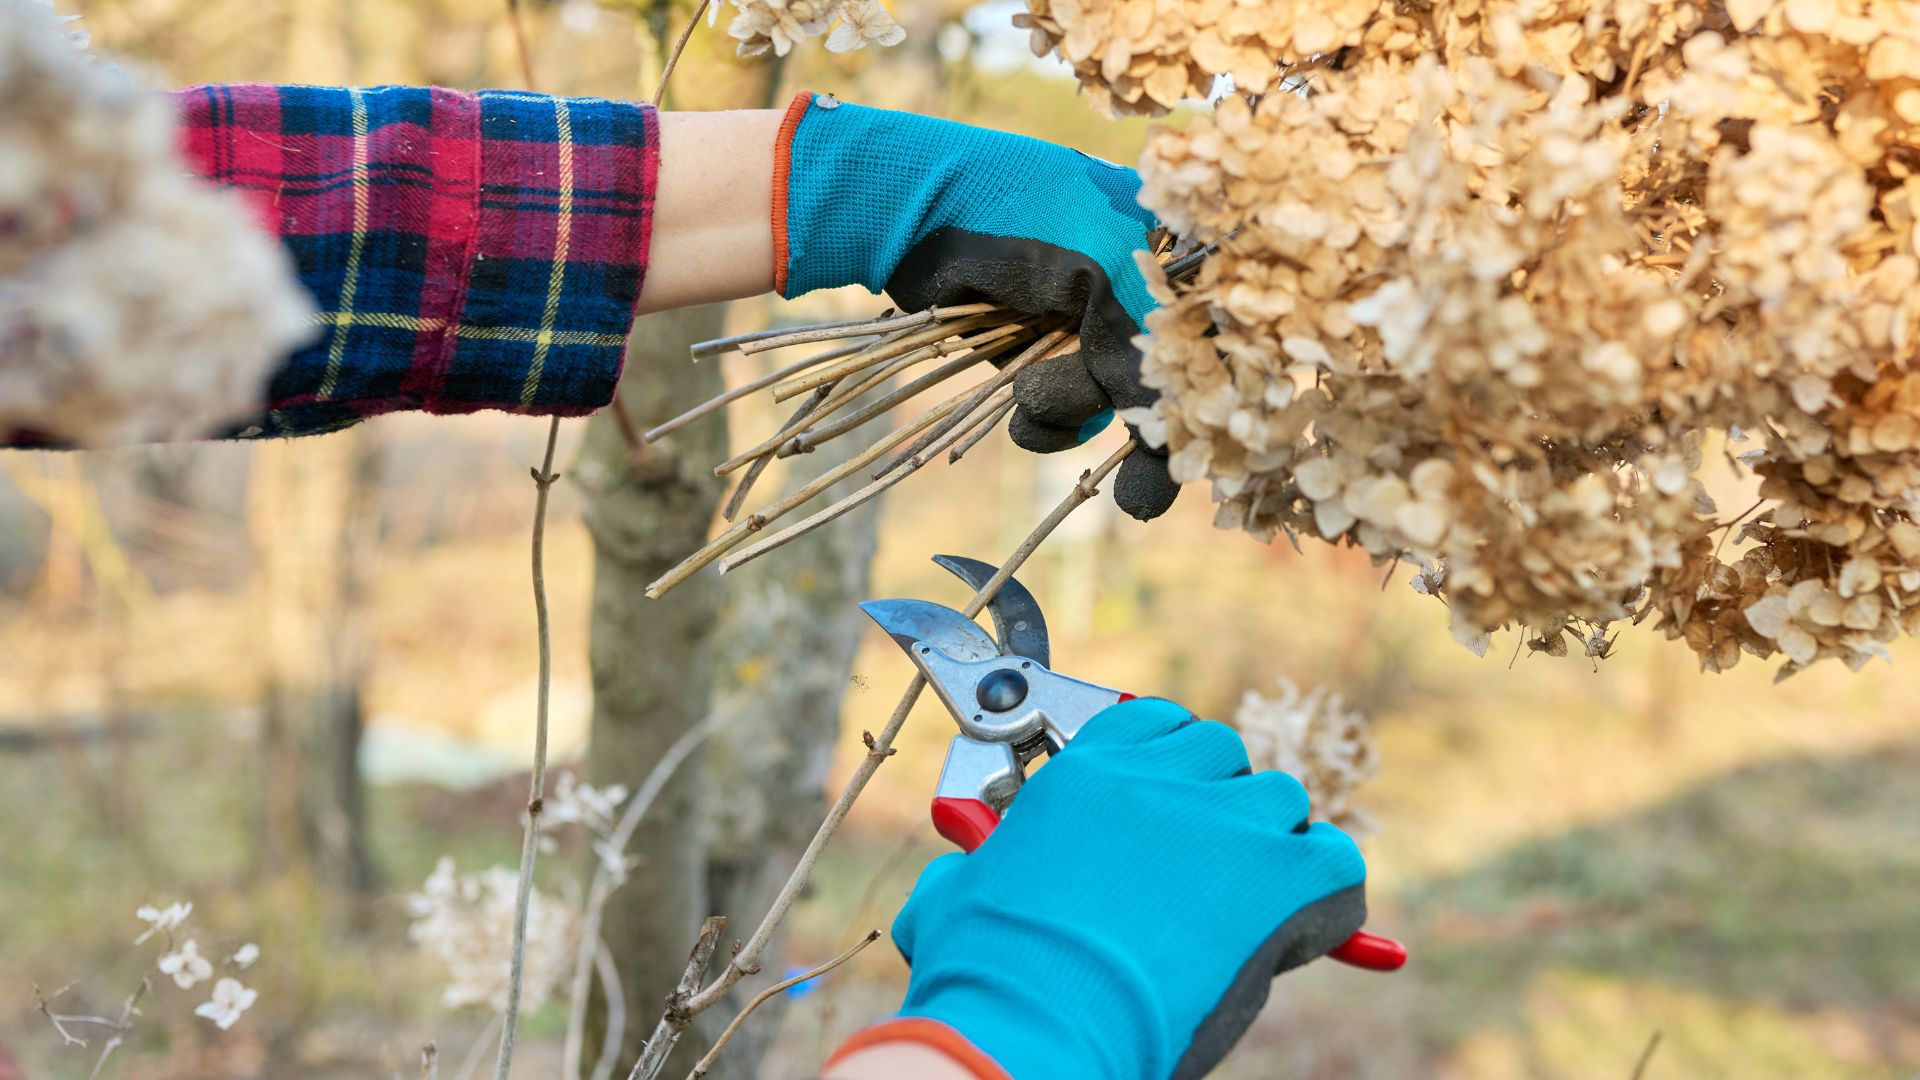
[406,857,578,1012]
[0,0,313,446]
[727,0,903,56]
[1047,0,1920,676]
[1232,677,1376,833]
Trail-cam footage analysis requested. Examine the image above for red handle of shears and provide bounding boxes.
[929,795,1408,972]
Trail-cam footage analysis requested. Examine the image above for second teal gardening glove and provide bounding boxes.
[772,92,1179,520]
[887,697,1369,1080]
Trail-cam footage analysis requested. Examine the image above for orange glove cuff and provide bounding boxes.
[824,1017,1013,1080]
[769,89,812,296]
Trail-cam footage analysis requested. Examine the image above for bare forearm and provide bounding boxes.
[635,108,783,315]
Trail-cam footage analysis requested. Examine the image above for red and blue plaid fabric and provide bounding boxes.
[174,83,658,437]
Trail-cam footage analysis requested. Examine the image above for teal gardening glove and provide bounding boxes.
[889,698,1370,1079]
[773,92,1181,520]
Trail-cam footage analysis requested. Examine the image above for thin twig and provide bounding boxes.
[644,385,981,598]
[873,327,1071,478]
[504,0,537,87]
[1629,1030,1663,1080]
[690,314,885,360]
[34,982,102,1049]
[684,931,881,1080]
[627,917,727,1080]
[649,0,710,107]
[589,941,626,1080]
[457,1014,503,1080]
[948,396,1015,464]
[86,977,148,1080]
[783,335,1022,457]
[720,387,1015,574]
[494,419,563,1080]
[719,388,837,521]
[422,1043,440,1080]
[670,440,1137,1024]
[643,338,872,445]
[721,386,833,522]
[564,713,724,1080]
[737,303,998,356]
[769,314,1003,402]
[772,354,937,453]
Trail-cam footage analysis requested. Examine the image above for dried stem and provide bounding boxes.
[770,314,1001,402]
[504,0,537,88]
[720,388,836,521]
[720,387,1016,574]
[738,302,999,356]
[782,335,1023,457]
[666,439,1138,1031]
[86,977,148,1080]
[494,419,563,1080]
[1629,1031,1663,1080]
[564,713,724,1080]
[684,931,882,1080]
[873,327,1071,478]
[589,941,626,1080]
[949,396,1016,464]
[627,916,727,1080]
[649,0,709,107]
[644,385,980,598]
[456,1015,503,1080]
[643,338,871,445]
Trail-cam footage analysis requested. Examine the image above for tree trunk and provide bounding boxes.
[580,305,732,1073]
[248,432,381,893]
[580,327,888,1079]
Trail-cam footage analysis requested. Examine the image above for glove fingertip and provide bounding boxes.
[1008,408,1087,454]
[1114,451,1180,521]
[1012,359,1107,426]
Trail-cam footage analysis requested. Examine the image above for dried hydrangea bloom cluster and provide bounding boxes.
[1231,677,1375,832]
[1014,0,1387,115]
[407,857,578,1012]
[726,0,904,57]
[0,0,312,446]
[1108,0,1920,675]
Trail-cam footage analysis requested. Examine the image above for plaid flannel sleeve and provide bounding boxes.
[173,83,659,438]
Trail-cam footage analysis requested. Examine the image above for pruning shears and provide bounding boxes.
[861,555,1408,973]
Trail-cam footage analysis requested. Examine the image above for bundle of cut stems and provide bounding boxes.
[642,238,1210,599]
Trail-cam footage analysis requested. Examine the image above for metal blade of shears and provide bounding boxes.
[859,598,1001,664]
[930,554,1050,667]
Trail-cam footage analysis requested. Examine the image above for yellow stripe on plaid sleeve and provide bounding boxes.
[316,87,371,402]
[308,311,627,348]
[520,98,575,407]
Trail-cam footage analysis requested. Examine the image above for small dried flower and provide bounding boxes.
[228,943,259,969]
[134,901,191,944]
[824,0,904,52]
[192,977,257,1031]
[727,0,904,57]
[157,939,212,989]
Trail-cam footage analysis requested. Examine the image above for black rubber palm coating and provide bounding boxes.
[885,227,1182,520]
[1169,884,1369,1080]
